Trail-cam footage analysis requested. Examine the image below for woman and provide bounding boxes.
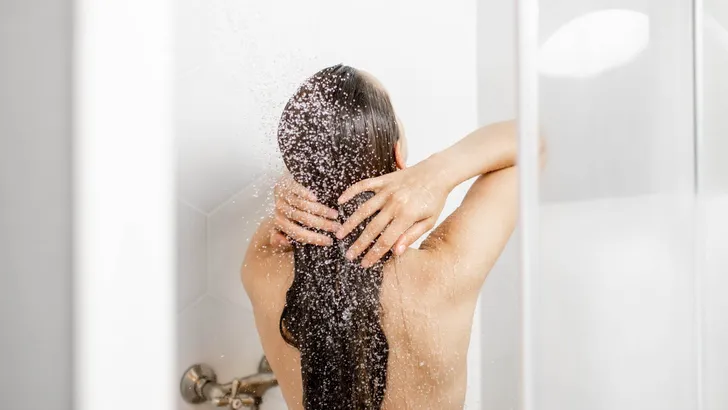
[242,64,537,409]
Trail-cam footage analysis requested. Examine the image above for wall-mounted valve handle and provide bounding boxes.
[180,357,277,410]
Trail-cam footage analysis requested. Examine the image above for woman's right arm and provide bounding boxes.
[337,120,544,274]
[414,120,521,279]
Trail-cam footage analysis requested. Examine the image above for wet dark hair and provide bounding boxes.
[277,64,400,409]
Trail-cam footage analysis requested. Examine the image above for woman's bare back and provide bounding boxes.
[243,244,480,410]
[243,124,524,408]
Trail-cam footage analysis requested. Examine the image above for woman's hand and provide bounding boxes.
[271,172,341,250]
[336,157,452,267]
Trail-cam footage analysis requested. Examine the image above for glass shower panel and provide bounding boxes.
[699,0,728,409]
[534,1,697,409]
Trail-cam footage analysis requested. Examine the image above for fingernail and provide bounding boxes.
[336,230,345,239]
[345,250,354,260]
[396,244,405,255]
[361,259,372,268]
[329,209,339,219]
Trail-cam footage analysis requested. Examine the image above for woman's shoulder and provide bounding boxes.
[382,247,467,305]
[241,245,294,302]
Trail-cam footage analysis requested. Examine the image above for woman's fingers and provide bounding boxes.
[361,218,412,268]
[336,193,388,239]
[285,195,339,219]
[272,172,339,248]
[278,175,318,202]
[278,200,341,233]
[392,219,435,255]
[338,176,386,204]
[274,210,333,246]
[345,209,395,261]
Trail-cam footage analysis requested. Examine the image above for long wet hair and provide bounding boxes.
[277,64,400,409]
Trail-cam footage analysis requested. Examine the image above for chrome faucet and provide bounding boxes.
[180,356,278,410]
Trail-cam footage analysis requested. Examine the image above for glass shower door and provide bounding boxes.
[698,0,728,408]
[522,1,699,409]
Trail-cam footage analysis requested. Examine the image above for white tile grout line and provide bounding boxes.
[174,198,211,313]
[206,167,282,218]
[206,196,214,305]
[177,292,209,317]
[207,291,254,312]
[203,172,259,310]
[177,156,283,219]
[201,169,281,316]
[208,158,283,217]
[178,197,210,217]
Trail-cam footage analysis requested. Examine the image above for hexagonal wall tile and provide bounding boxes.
[207,173,277,311]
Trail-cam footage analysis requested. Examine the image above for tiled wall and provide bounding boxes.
[176,176,287,410]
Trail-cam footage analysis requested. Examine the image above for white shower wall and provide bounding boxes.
[176,183,288,410]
